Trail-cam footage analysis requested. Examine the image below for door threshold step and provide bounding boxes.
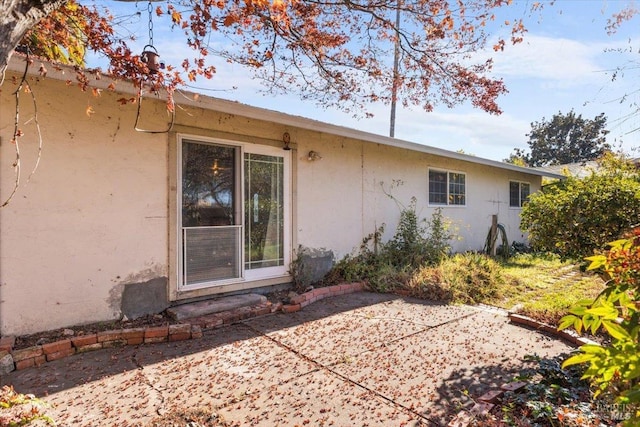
[167,293,267,321]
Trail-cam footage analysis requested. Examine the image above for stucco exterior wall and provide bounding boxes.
[1,75,169,335]
[1,65,543,335]
[294,133,540,258]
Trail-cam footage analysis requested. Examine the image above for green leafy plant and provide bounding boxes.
[475,355,610,426]
[559,227,640,425]
[328,199,455,293]
[382,199,453,269]
[0,385,55,426]
[520,153,640,260]
[322,226,382,289]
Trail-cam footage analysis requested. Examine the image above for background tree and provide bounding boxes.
[520,153,640,259]
[1,0,534,116]
[502,152,527,166]
[508,110,612,167]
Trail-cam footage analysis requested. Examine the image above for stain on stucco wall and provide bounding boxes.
[107,264,169,320]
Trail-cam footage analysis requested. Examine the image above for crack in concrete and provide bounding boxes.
[239,321,448,427]
[131,350,167,416]
[374,311,480,349]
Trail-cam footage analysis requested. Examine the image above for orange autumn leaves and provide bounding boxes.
[21,0,535,115]
[151,0,524,114]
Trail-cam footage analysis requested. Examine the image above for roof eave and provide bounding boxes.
[6,56,564,179]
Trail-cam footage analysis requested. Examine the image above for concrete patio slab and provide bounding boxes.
[2,292,574,426]
[144,328,319,409]
[217,369,423,426]
[333,309,572,420]
[244,294,478,365]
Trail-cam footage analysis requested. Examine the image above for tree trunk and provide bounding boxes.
[0,0,66,71]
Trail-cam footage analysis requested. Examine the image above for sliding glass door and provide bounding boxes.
[179,138,289,290]
[244,151,286,280]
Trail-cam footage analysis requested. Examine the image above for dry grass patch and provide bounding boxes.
[404,252,508,304]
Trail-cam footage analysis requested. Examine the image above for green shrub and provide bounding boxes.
[407,253,506,304]
[560,227,640,425]
[325,202,455,293]
[383,199,452,268]
[520,154,640,259]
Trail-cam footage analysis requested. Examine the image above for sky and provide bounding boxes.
[90,0,640,161]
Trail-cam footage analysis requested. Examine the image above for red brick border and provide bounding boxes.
[508,313,599,347]
[1,282,368,373]
[285,282,366,312]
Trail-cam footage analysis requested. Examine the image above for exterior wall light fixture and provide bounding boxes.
[307,151,322,161]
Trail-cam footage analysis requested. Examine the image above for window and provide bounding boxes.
[510,181,530,207]
[429,169,466,206]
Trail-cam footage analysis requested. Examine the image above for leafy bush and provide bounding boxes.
[520,154,640,259]
[327,203,454,292]
[0,386,54,426]
[383,199,452,268]
[326,226,384,284]
[559,227,640,425]
[406,252,506,304]
[474,354,601,426]
[328,231,410,293]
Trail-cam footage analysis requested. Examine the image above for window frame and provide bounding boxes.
[428,168,467,207]
[509,180,530,208]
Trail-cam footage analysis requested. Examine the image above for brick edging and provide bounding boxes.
[507,313,599,347]
[0,282,367,373]
[3,323,204,371]
[282,282,366,313]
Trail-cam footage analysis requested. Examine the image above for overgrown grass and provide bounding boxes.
[325,250,604,326]
[493,253,605,325]
[404,253,507,304]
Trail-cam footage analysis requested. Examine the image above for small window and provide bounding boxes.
[429,169,466,206]
[510,181,530,207]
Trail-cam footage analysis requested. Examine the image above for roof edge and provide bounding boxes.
[5,55,565,179]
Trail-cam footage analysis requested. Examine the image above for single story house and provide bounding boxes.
[0,58,562,336]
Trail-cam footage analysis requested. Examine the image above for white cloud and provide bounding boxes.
[493,35,598,81]
[392,110,530,158]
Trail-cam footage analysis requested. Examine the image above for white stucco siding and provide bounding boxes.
[1,61,551,335]
[0,76,168,335]
[295,133,365,257]
[294,138,542,257]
